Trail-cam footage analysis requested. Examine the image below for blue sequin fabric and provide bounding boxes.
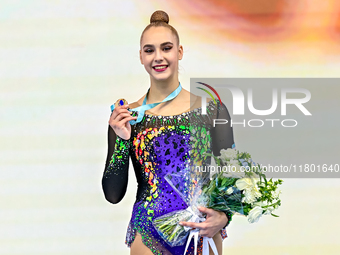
[103,100,234,255]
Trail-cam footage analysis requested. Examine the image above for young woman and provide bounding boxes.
[102,10,234,255]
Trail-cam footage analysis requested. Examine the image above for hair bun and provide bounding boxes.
[150,10,169,24]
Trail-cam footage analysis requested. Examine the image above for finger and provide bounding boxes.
[113,116,137,129]
[111,107,132,120]
[112,105,129,112]
[199,230,214,238]
[179,221,198,229]
[109,113,131,127]
[113,105,129,113]
[114,112,135,122]
[179,221,206,230]
[113,104,130,114]
[119,116,137,125]
[198,206,215,216]
[198,229,208,237]
[109,115,137,131]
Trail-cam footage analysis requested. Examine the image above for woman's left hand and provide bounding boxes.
[179,207,228,238]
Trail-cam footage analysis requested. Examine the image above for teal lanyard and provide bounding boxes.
[110,82,182,125]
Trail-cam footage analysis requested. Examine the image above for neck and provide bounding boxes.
[147,76,180,103]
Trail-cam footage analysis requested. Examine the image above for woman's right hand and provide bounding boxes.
[108,104,137,140]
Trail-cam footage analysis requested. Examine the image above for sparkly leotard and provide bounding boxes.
[102,100,234,255]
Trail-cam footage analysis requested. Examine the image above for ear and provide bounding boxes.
[178,45,183,60]
[139,49,143,64]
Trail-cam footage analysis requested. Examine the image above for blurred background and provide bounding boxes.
[0,0,339,254]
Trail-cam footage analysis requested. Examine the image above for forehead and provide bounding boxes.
[141,26,176,46]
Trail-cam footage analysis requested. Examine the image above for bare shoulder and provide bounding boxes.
[129,94,146,110]
[119,91,146,110]
[189,93,213,110]
[129,102,140,109]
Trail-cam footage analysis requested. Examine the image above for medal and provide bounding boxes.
[114,98,128,108]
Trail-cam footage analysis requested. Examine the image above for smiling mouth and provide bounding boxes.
[153,65,168,72]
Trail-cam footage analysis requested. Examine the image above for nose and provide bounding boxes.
[154,49,164,63]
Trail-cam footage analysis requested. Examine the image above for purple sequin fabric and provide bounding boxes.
[104,100,232,255]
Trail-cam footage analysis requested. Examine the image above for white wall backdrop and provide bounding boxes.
[1,0,340,254]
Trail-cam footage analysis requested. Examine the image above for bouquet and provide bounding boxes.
[206,148,283,222]
[153,148,283,247]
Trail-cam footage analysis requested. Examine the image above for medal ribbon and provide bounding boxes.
[110,82,182,125]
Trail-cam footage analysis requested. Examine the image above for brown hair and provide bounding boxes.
[140,10,180,46]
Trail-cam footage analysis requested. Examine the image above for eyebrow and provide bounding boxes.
[143,42,173,49]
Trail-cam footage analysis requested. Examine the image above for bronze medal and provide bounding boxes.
[115,98,128,108]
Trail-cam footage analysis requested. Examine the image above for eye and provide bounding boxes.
[163,46,172,51]
[144,48,154,53]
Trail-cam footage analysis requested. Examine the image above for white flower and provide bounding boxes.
[248,206,263,223]
[264,207,275,215]
[252,200,276,215]
[272,190,282,199]
[230,159,241,169]
[258,182,266,188]
[261,200,268,206]
[236,178,262,204]
[235,178,251,190]
[219,148,237,163]
[253,201,262,207]
[243,189,262,204]
[253,201,267,207]
[235,177,259,190]
[226,187,234,195]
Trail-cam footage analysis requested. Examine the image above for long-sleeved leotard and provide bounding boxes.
[102,100,234,255]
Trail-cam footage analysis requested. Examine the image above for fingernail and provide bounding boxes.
[179,222,183,226]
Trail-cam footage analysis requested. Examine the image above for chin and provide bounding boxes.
[151,73,173,82]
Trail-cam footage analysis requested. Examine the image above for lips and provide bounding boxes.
[152,65,168,72]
